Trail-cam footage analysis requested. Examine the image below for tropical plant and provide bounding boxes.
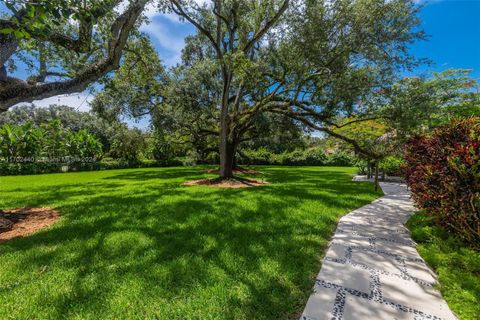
[0,104,113,151]
[40,119,69,158]
[66,129,103,160]
[403,117,480,245]
[0,123,43,160]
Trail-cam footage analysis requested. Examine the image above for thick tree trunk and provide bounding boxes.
[374,161,379,192]
[232,151,238,170]
[219,138,236,178]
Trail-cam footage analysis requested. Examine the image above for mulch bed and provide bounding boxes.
[183,177,270,188]
[0,208,60,242]
[205,167,262,175]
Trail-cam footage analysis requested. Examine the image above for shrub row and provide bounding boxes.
[238,147,355,166]
[0,158,183,176]
[403,117,480,245]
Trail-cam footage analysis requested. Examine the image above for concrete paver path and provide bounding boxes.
[300,183,457,320]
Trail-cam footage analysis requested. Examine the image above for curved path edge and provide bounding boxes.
[300,182,457,320]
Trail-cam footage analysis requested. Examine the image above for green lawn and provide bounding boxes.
[0,166,380,320]
[407,211,480,320]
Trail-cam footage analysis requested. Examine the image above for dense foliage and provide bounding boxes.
[403,117,480,245]
[0,0,149,110]
[0,120,103,175]
[0,106,175,173]
[380,156,405,176]
[238,147,355,166]
[0,105,113,149]
[385,70,480,139]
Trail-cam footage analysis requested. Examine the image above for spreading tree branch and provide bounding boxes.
[0,0,149,112]
[243,0,289,53]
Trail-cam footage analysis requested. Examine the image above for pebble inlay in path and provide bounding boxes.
[300,182,457,320]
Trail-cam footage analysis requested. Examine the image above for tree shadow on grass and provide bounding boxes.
[100,166,206,181]
[0,167,379,319]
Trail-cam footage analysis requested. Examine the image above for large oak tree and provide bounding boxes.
[167,0,424,177]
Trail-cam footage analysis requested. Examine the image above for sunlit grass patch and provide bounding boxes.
[0,166,380,319]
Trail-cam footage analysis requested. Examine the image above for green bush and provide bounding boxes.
[355,159,369,175]
[238,147,354,166]
[380,156,404,175]
[240,147,277,165]
[0,123,43,160]
[66,129,103,160]
[280,149,307,165]
[0,158,184,176]
[0,162,62,175]
[325,152,355,166]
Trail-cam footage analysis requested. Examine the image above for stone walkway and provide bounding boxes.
[300,183,457,320]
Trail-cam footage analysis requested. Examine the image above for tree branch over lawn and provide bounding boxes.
[0,0,149,112]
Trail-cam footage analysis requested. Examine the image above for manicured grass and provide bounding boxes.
[0,166,380,320]
[407,211,480,320]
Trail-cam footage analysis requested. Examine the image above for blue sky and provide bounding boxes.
[409,0,480,77]
[2,0,480,122]
[146,0,480,77]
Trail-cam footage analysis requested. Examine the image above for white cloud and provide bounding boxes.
[140,17,188,66]
[141,20,185,52]
[13,91,94,112]
[413,0,448,4]
[143,2,163,19]
[139,0,211,66]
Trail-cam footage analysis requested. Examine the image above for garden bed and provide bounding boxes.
[0,208,60,242]
[183,177,269,188]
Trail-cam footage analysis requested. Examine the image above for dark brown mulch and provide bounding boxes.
[0,208,60,242]
[205,167,262,175]
[183,177,270,188]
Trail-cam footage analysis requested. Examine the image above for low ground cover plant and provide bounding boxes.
[407,211,480,320]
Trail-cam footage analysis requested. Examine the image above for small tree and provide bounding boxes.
[332,118,394,190]
[384,69,480,138]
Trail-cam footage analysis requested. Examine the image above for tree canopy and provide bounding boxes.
[160,0,425,177]
[6,0,474,179]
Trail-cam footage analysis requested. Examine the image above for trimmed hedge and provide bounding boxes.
[0,158,183,176]
[238,147,355,166]
[403,117,480,245]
